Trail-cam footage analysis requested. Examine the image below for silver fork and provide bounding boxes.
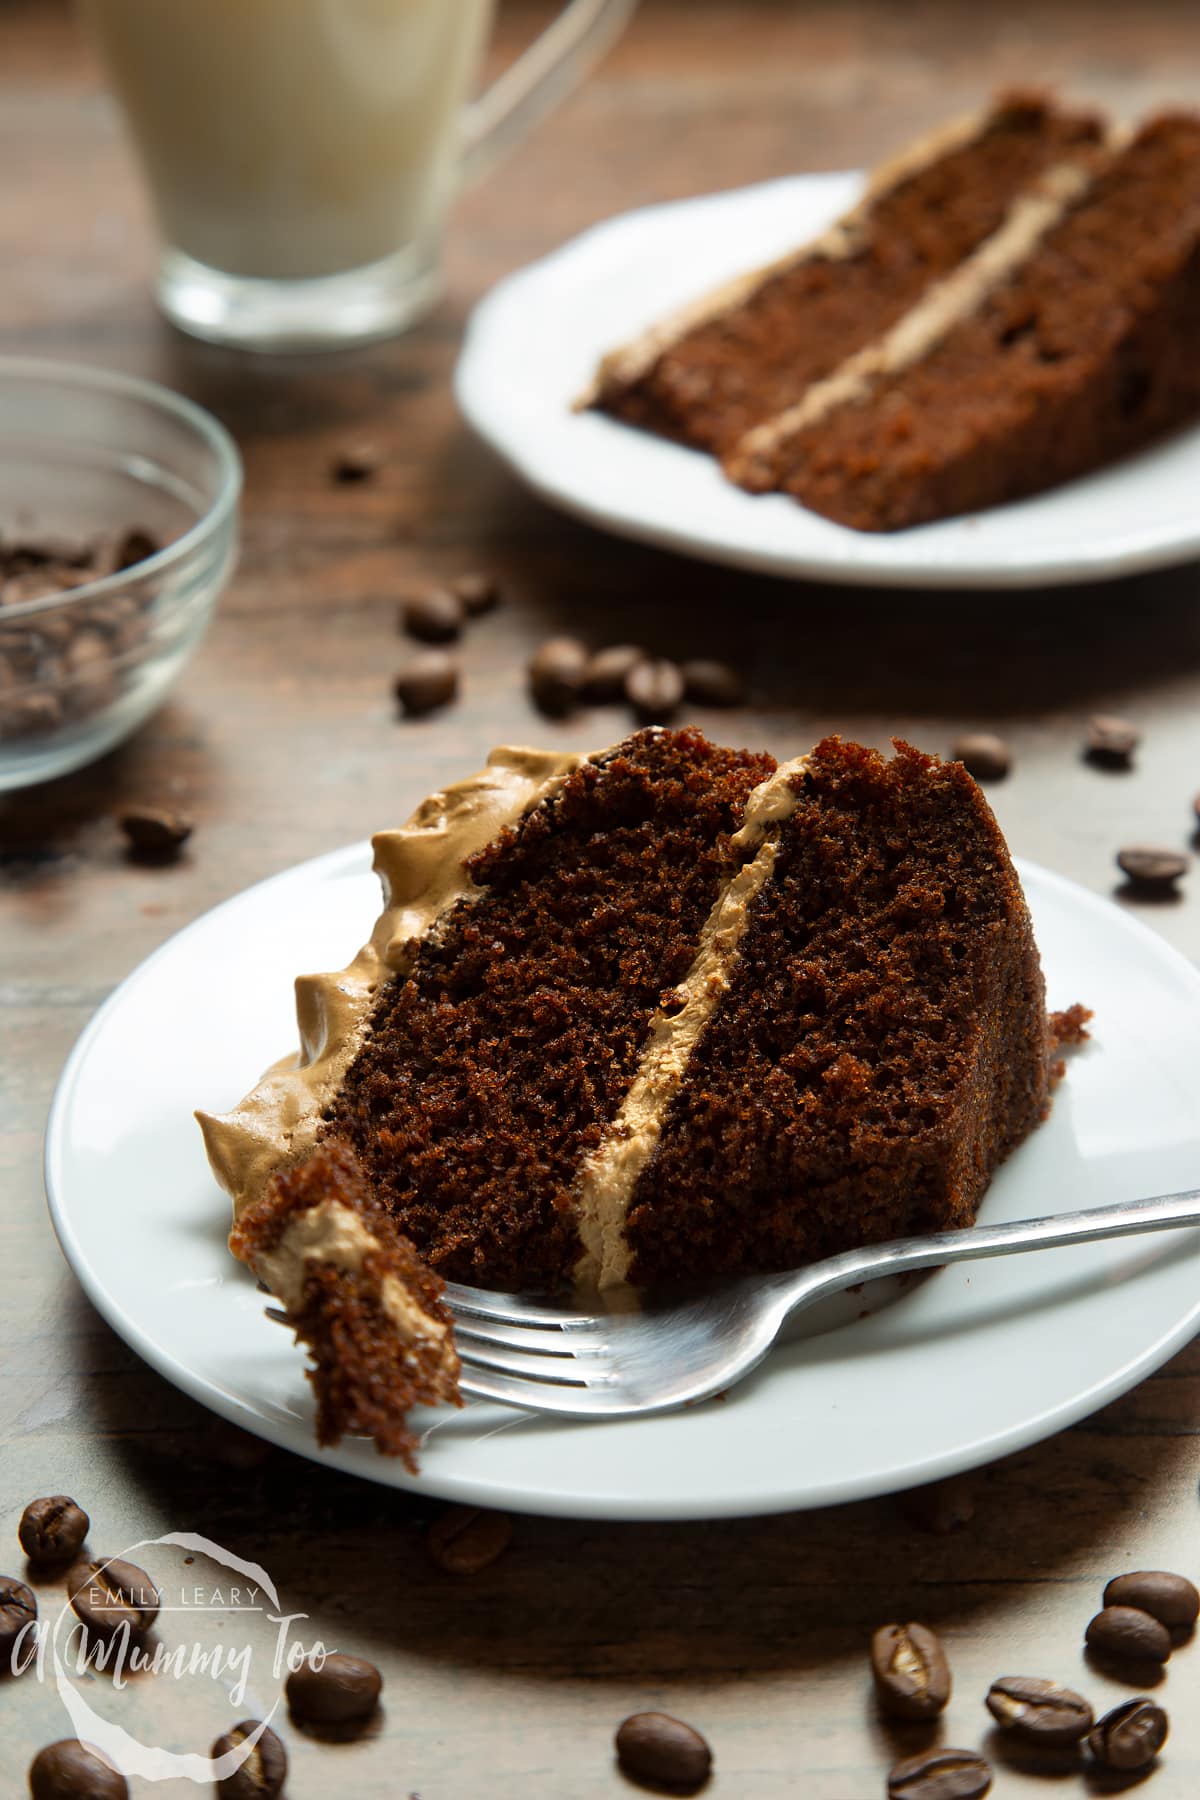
[445,1188,1200,1419]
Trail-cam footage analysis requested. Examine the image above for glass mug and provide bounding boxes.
[82,0,636,352]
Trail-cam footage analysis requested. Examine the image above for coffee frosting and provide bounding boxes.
[573,756,808,1288]
[253,1198,451,1349]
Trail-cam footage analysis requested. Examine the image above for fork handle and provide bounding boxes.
[771,1187,1200,1318]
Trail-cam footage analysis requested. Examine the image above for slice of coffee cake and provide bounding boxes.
[202,730,1064,1457]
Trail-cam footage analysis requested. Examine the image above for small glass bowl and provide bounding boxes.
[0,357,241,791]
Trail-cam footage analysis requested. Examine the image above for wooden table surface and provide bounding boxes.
[3,2,1200,1794]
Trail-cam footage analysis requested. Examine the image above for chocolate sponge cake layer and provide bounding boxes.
[729,115,1200,530]
[590,94,1102,457]
[622,738,1049,1286]
[322,729,774,1290]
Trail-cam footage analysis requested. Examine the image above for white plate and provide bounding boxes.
[46,848,1200,1520]
[455,171,1200,590]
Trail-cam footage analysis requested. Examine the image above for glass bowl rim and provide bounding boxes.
[0,354,242,623]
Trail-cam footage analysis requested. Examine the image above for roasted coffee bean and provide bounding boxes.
[1104,1570,1200,1630]
[427,1504,512,1575]
[29,1740,128,1800]
[985,1675,1093,1744]
[626,656,684,723]
[400,587,465,644]
[394,649,458,716]
[19,1495,89,1565]
[286,1651,381,1725]
[898,1474,975,1535]
[1116,846,1188,891]
[681,658,746,708]
[451,571,500,616]
[870,1622,951,1721]
[330,444,380,484]
[887,1747,992,1800]
[615,1712,712,1792]
[212,1720,288,1798]
[1085,1604,1171,1664]
[1086,714,1140,767]
[0,1575,36,1666]
[113,528,162,570]
[119,806,193,860]
[951,733,1011,781]
[1088,1698,1168,1772]
[67,1557,160,1638]
[529,636,587,716]
[581,643,645,703]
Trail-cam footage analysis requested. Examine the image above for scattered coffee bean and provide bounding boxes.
[451,571,500,617]
[112,528,161,572]
[330,444,380,484]
[615,1712,712,1793]
[898,1474,975,1535]
[29,1740,128,1800]
[626,656,684,723]
[1103,1570,1200,1631]
[985,1675,1093,1745]
[1086,714,1140,768]
[580,643,646,703]
[119,806,193,860]
[0,1575,36,1666]
[1116,846,1188,891]
[870,1622,952,1721]
[951,733,1011,781]
[18,1495,89,1565]
[286,1652,382,1725]
[1085,1604,1171,1665]
[680,659,746,708]
[426,1505,512,1575]
[212,1720,288,1799]
[529,636,587,716]
[394,649,458,717]
[887,1746,991,1800]
[400,587,464,644]
[67,1557,160,1639]
[1088,1697,1168,1772]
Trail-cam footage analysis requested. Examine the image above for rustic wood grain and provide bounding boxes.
[2,1,1199,1794]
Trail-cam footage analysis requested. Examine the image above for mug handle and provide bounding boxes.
[461,0,638,185]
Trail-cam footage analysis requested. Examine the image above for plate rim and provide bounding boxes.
[455,170,1200,592]
[43,845,1200,1520]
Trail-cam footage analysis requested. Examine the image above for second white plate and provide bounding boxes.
[456,172,1200,589]
[44,848,1200,1519]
